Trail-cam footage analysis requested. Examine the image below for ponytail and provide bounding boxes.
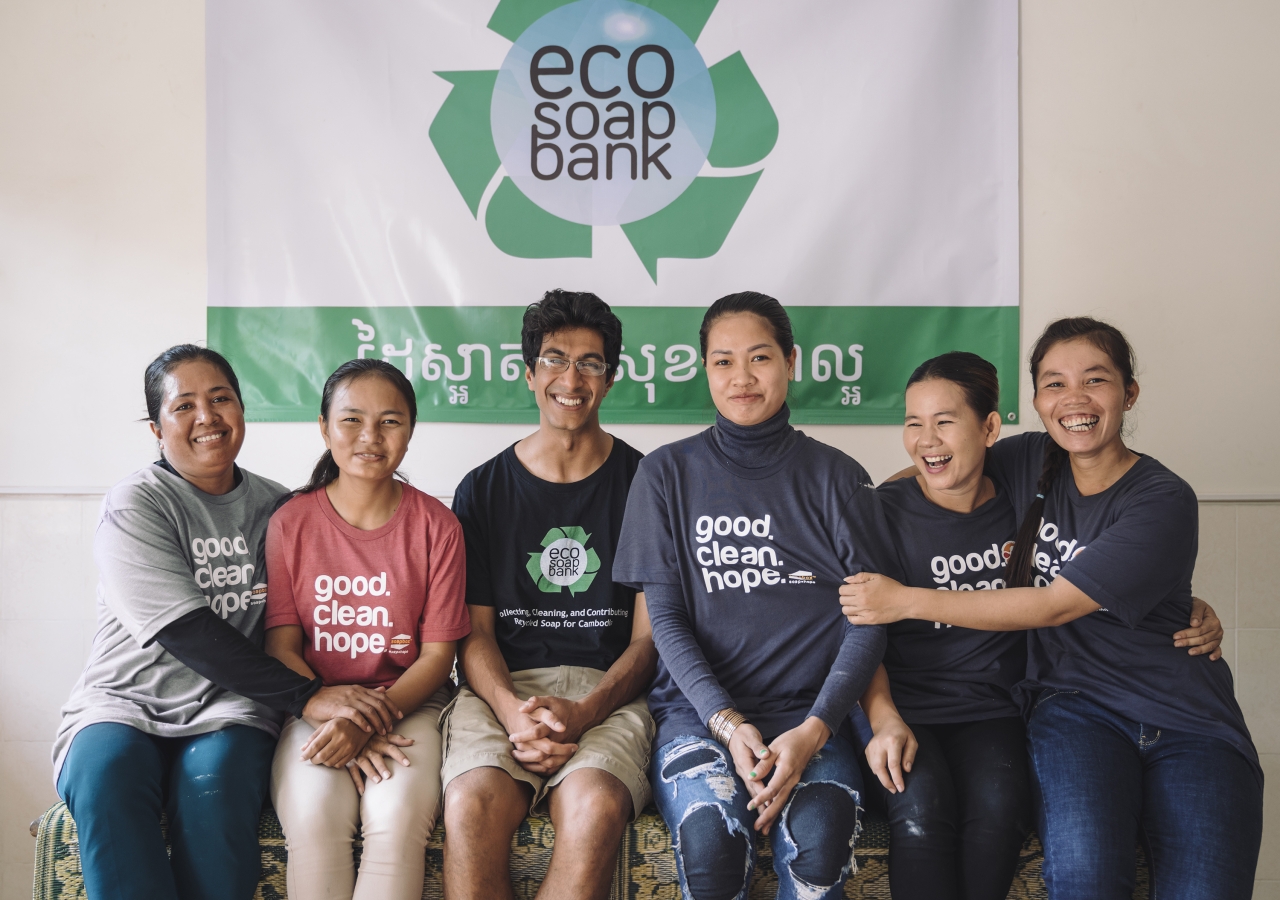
[299,450,342,496]
[1006,440,1068,587]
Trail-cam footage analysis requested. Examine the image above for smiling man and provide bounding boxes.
[442,290,657,900]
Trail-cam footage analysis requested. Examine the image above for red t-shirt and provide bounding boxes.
[265,484,470,688]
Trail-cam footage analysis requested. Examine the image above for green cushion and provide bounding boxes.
[32,801,1148,899]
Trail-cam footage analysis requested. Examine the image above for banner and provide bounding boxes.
[207,0,1020,425]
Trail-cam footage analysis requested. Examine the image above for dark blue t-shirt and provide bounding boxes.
[987,432,1257,770]
[876,477,1025,725]
[614,427,896,750]
[452,439,643,673]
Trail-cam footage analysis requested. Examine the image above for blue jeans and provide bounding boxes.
[1028,691,1263,900]
[651,732,864,900]
[57,722,276,900]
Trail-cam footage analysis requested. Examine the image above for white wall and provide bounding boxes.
[2,2,1280,497]
[1,2,1278,899]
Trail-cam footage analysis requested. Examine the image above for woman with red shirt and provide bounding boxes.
[265,359,470,900]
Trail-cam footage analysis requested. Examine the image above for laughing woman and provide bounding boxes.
[615,292,894,900]
[53,345,403,900]
[842,319,1261,900]
[858,352,1034,900]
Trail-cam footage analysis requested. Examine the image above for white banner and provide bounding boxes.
[206,0,1020,423]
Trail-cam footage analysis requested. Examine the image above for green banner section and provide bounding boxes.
[207,306,1019,425]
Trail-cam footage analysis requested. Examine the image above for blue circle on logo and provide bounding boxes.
[491,0,716,226]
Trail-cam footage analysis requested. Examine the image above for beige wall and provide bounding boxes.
[1,1,1278,898]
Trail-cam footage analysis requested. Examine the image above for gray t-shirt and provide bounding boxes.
[53,463,290,783]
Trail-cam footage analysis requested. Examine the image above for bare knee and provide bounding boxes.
[549,769,631,839]
[444,767,528,839]
[782,781,861,889]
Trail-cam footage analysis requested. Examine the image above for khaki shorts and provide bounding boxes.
[440,666,654,819]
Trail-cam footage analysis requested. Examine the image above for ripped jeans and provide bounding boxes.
[651,733,864,900]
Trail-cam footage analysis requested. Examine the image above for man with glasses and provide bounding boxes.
[442,290,657,900]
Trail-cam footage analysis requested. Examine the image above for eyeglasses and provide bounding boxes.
[535,356,610,378]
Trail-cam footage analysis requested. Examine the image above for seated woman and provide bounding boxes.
[858,351,1034,900]
[615,292,893,900]
[53,345,402,900]
[857,350,1223,900]
[843,318,1261,900]
[265,359,470,900]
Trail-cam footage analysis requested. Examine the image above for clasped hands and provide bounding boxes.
[726,716,830,835]
[297,685,415,794]
[503,694,592,775]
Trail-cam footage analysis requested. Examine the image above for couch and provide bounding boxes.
[32,801,1149,899]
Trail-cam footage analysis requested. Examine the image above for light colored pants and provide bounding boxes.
[271,688,449,900]
[440,666,654,819]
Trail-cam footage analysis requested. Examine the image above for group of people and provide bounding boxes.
[53,289,1262,900]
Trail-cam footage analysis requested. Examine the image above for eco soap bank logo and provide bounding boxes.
[527,526,601,595]
[429,0,777,280]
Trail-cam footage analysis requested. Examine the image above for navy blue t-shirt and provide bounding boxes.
[987,432,1257,770]
[452,439,643,674]
[614,428,896,750]
[876,477,1025,725]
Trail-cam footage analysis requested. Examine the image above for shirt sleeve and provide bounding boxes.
[452,474,494,608]
[985,432,1048,513]
[837,487,909,582]
[93,498,212,646]
[154,607,321,717]
[1058,482,1198,628]
[263,513,302,629]
[644,582,734,723]
[420,515,472,643]
[808,621,887,736]
[613,457,682,587]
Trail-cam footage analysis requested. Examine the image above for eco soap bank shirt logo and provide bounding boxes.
[429,0,778,280]
[526,526,602,595]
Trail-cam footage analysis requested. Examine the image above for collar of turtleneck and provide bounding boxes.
[706,403,801,474]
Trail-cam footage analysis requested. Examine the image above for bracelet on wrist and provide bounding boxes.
[708,709,748,746]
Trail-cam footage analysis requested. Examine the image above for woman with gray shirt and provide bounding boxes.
[53,345,403,900]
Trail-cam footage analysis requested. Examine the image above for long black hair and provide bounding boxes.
[1005,317,1137,587]
[699,291,795,361]
[143,344,244,459]
[905,351,1000,419]
[298,359,418,494]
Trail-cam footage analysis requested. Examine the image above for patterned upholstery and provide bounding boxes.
[32,801,1149,899]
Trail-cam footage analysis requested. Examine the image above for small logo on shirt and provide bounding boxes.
[389,634,413,654]
[787,570,817,584]
[1001,541,1015,562]
[526,527,600,595]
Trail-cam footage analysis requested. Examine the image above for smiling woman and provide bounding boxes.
[615,292,899,900]
[263,358,470,900]
[52,345,407,900]
[840,319,1264,900]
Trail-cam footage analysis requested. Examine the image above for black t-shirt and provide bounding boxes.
[875,477,1025,725]
[614,428,898,749]
[452,439,643,673]
[987,432,1258,772]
